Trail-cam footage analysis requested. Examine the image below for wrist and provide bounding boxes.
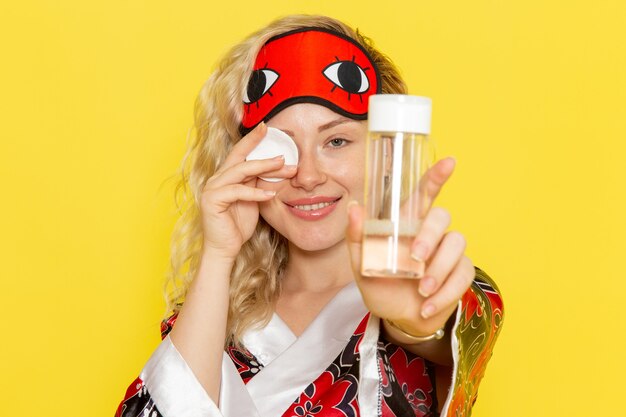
[383,318,445,345]
[193,246,237,285]
[200,243,239,266]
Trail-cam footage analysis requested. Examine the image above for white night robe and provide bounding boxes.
[136,281,463,417]
[140,282,386,417]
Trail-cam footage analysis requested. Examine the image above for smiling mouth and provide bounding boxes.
[283,197,342,220]
[291,200,338,211]
[285,197,342,210]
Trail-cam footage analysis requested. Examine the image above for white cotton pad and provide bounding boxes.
[245,127,299,182]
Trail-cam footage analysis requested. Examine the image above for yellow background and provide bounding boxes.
[1,1,624,415]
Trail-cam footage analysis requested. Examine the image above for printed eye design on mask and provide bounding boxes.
[323,58,371,101]
[244,67,280,106]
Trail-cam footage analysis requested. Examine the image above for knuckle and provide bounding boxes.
[199,192,218,211]
[202,176,215,189]
[203,172,224,190]
[461,257,475,283]
[446,231,466,250]
[234,160,248,172]
[432,207,451,225]
[462,255,473,268]
[233,184,246,194]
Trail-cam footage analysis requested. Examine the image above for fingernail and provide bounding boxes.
[272,155,285,161]
[421,303,436,319]
[346,200,359,213]
[419,276,436,297]
[284,164,297,170]
[263,190,276,196]
[411,241,428,262]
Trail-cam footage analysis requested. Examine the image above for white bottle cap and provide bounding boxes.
[246,127,299,182]
[368,94,431,134]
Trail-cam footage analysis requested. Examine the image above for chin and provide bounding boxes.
[286,230,345,253]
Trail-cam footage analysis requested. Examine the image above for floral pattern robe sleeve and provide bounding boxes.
[443,267,504,415]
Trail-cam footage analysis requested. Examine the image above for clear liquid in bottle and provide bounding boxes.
[361,95,432,279]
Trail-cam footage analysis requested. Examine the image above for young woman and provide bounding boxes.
[116,14,503,417]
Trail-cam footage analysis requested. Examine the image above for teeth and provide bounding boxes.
[294,201,334,211]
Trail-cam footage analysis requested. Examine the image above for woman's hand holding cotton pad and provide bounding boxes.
[246,127,299,182]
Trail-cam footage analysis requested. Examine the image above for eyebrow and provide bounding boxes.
[318,117,355,132]
[280,117,356,137]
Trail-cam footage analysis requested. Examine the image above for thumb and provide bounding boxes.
[346,200,365,274]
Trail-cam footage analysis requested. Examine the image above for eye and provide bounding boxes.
[323,61,370,94]
[243,69,279,104]
[328,138,349,148]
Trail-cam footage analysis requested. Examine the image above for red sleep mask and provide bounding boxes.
[240,28,381,133]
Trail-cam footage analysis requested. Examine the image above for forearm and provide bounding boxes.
[168,248,233,404]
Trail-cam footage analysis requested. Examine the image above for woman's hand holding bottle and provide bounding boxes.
[346,157,474,364]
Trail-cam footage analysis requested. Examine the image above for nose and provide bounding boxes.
[290,148,327,191]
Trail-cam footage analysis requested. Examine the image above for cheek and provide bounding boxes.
[332,151,366,199]
[350,171,366,203]
[258,199,280,231]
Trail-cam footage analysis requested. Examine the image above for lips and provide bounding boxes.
[284,196,341,220]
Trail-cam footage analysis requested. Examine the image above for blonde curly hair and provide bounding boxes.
[165,14,407,347]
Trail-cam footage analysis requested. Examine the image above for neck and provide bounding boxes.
[282,240,355,293]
